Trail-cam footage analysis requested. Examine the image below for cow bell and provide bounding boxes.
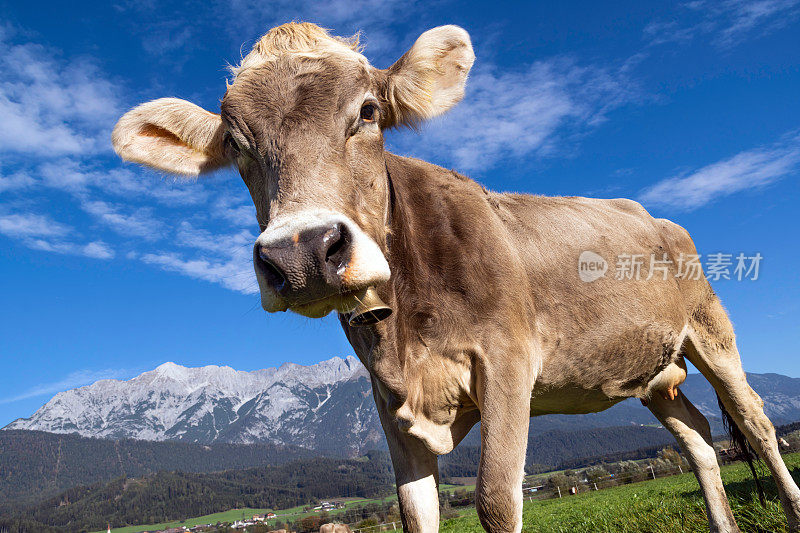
[347,287,392,327]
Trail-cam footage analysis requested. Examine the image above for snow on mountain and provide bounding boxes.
[5,356,381,455]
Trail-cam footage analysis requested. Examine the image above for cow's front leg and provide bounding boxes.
[475,366,532,533]
[373,381,440,532]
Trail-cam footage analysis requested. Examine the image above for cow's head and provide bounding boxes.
[113,23,474,317]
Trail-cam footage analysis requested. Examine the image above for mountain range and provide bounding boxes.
[5,356,380,456]
[6,356,800,457]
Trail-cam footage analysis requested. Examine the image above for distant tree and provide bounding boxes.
[657,446,686,469]
[585,466,610,485]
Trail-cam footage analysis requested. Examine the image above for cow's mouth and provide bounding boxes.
[288,291,359,318]
[288,287,392,324]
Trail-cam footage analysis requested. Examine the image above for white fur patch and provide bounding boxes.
[397,475,440,532]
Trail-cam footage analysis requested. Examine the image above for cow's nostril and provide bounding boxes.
[256,246,286,292]
[323,223,349,268]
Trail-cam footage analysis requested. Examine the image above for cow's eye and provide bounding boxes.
[224,134,241,155]
[360,103,377,123]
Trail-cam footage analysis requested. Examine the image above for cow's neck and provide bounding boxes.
[341,152,527,400]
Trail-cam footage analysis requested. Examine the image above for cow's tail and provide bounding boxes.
[717,393,766,507]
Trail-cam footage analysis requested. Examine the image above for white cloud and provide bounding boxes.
[0,368,133,404]
[0,212,115,259]
[0,212,69,238]
[81,200,163,240]
[141,252,257,293]
[389,59,637,171]
[35,158,208,205]
[175,221,255,254]
[0,28,120,157]
[644,0,800,48]
[212,193,257,227]
[81,241,116,259]
[28,238,115,259]
[639,133,800,210]
[0,169,34,192]
[139,222,257,293]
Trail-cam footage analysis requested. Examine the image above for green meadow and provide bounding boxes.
[97,508,272,533]
[435,453,800,533]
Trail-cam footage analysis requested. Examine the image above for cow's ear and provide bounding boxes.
[112,98,228,176]
[383,25,474,128]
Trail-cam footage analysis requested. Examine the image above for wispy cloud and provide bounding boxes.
[639,132,800,210]
[644,0,800,48]
[0,368,133,404]
[81,200,164,240]
[27,239,115,260]
[0,212,70,239]
[211,194,257,228]
[140,251,257,293]
[0,26,120,157]
[35,158,208,205]
[140,222,258,293]
[389,58,639,171]
[0,168,34,192]
[0,212,115,259]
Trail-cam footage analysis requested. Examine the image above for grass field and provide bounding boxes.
[97,508,273,533]
[99,453,800,532]
[98,494,399,532]
[433,453,800,533]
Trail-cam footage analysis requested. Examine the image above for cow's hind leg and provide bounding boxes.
[648,390,740,532]
[686,298,800,531]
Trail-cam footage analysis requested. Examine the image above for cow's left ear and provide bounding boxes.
[112,98,228,176]
[382,25,475,128]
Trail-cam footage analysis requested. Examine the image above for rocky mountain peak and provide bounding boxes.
[3,355,379,455]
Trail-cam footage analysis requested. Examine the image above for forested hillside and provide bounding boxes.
[1,424,676,509]
[0,430,314,508]
[4,452,394,533]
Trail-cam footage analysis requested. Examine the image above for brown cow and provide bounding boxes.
[112,22,800,533]
[320,523,352,533]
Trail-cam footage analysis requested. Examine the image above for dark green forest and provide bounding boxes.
[0,430,315,508]
[0,425,675,508]
[2,451,394,532]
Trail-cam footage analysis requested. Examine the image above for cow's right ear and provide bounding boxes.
[112,98,228,176]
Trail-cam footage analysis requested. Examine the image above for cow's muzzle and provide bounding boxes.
[254,211,391,318]
[255,222,348,299]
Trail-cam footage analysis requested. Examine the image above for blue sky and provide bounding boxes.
[1,0,799,426]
